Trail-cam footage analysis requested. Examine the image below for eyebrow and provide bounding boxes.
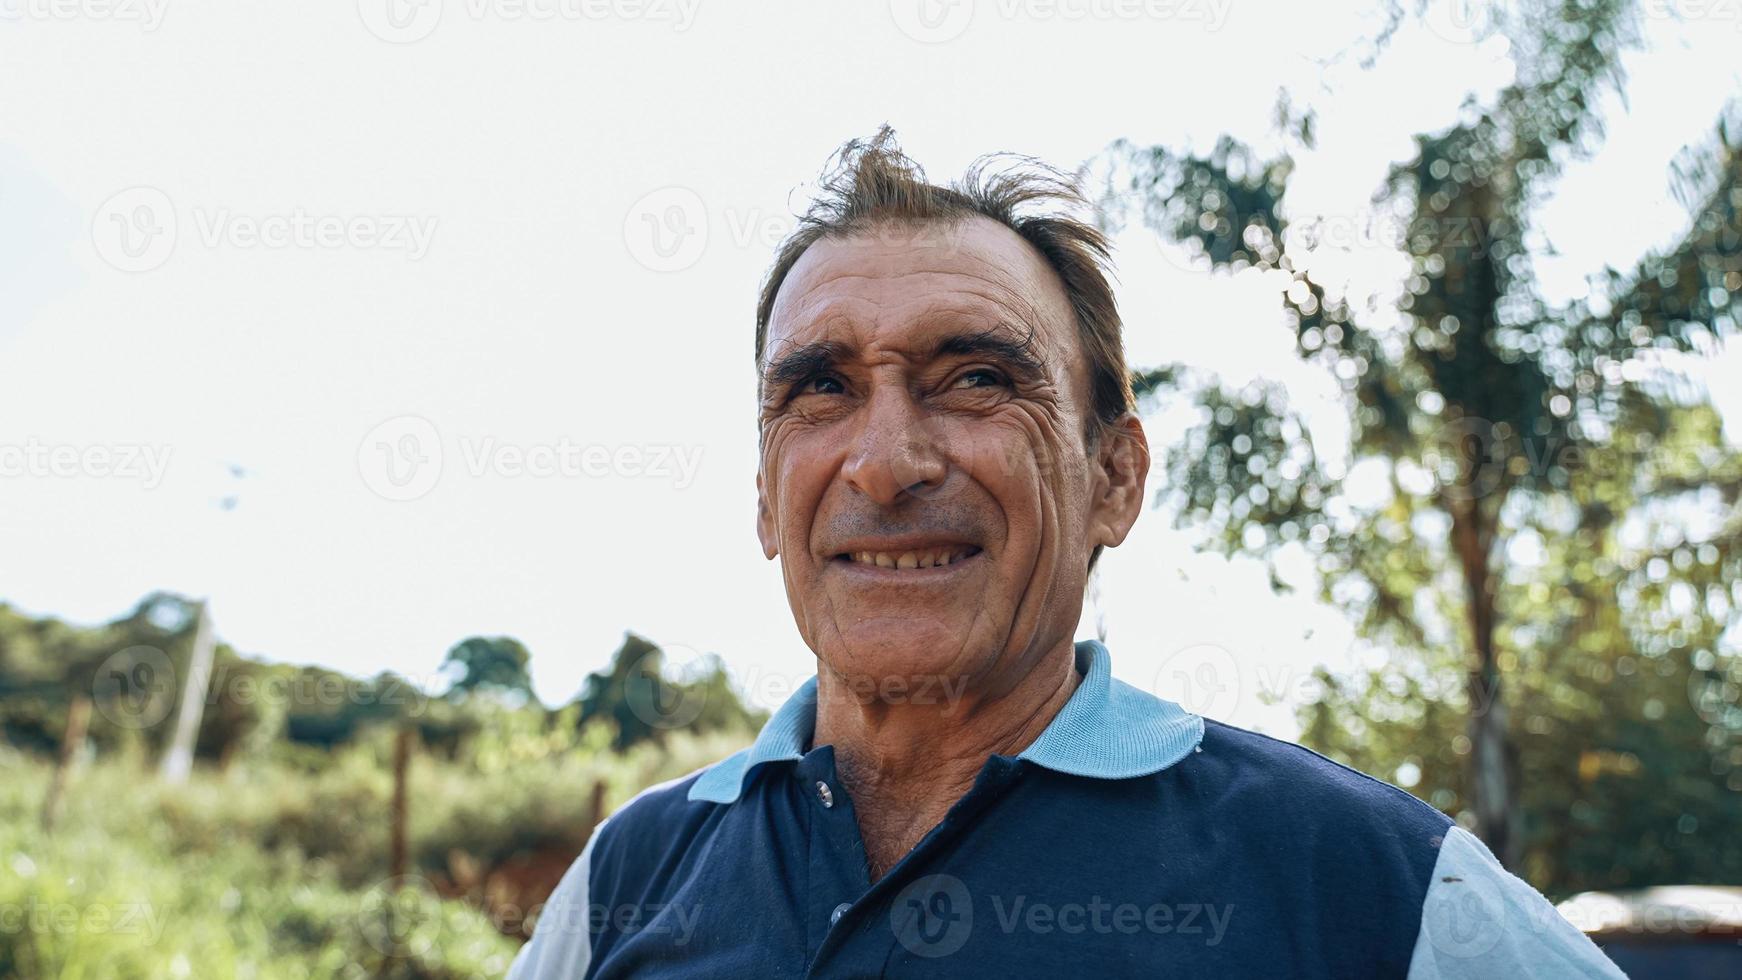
[761,340,856,395]
[932,325,1046,380]
[759,325,1047,397]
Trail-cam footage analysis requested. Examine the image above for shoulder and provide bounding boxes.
[1193,718,1453,841]
[585,763,727,897]
[1162,718,1454,928]
[1180,723,1621,978]
[506,763,721,980]
[1407,826,1625,979]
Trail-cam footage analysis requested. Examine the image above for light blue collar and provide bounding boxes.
[687,639,1205,804]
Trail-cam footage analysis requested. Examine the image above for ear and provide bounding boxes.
[1087,414,1150,552]
[755,471,779,560]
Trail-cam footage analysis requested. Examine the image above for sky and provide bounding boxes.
[2,0,1739,743]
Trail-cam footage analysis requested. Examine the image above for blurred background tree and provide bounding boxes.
[440,635,535,702]
[574,631,764,751]
[1101,0,1742,888]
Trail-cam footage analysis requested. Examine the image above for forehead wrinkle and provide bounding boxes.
[779,279,1050,352]
[767,231,1081,381]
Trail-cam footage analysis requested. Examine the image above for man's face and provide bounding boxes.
[756,215,1147,698]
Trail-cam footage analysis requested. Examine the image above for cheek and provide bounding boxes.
[968,408,1081,489]
[764,427,835,555]
[948,414,1056,534]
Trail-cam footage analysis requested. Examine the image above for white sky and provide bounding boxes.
[2,1,1738,743]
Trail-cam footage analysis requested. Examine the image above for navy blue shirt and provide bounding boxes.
[510,641,1622,978]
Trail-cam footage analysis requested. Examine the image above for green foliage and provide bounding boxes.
[1106,0,1742,890]
[575,632,766,751]
[0,595,767,974]
[0,747,519,980]
[0,709,748,977]
[440,637,534,701]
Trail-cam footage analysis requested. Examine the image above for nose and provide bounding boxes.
[840,386,948,506]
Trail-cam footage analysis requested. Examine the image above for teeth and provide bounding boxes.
[847,548,975,568]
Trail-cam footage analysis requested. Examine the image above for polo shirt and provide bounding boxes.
[509,640,1623,978]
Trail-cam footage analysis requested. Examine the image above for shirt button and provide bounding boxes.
[815,780,834,808]
[830,902,851,925]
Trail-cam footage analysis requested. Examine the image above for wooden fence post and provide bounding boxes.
[41,695,92,832]
[390,725,413,884]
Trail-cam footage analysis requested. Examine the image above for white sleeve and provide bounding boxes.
[1407,826,1626,979]
[507,827,602,980]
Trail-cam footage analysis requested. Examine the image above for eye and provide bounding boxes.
[953,368,1007,389]
[798,374,847,397]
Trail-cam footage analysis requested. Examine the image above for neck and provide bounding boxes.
[812,638,1082,880]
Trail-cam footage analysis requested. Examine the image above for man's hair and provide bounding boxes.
[754,125,1134,444]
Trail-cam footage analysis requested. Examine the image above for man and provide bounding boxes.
[509,129,1623,978]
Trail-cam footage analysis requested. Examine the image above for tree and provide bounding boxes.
[441,636,535,701]
[1102,0,1741,872]
[574,632,764,751]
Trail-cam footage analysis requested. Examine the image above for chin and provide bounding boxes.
[825,618,985,693]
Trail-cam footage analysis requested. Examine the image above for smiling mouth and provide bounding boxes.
[834,546,983,570]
